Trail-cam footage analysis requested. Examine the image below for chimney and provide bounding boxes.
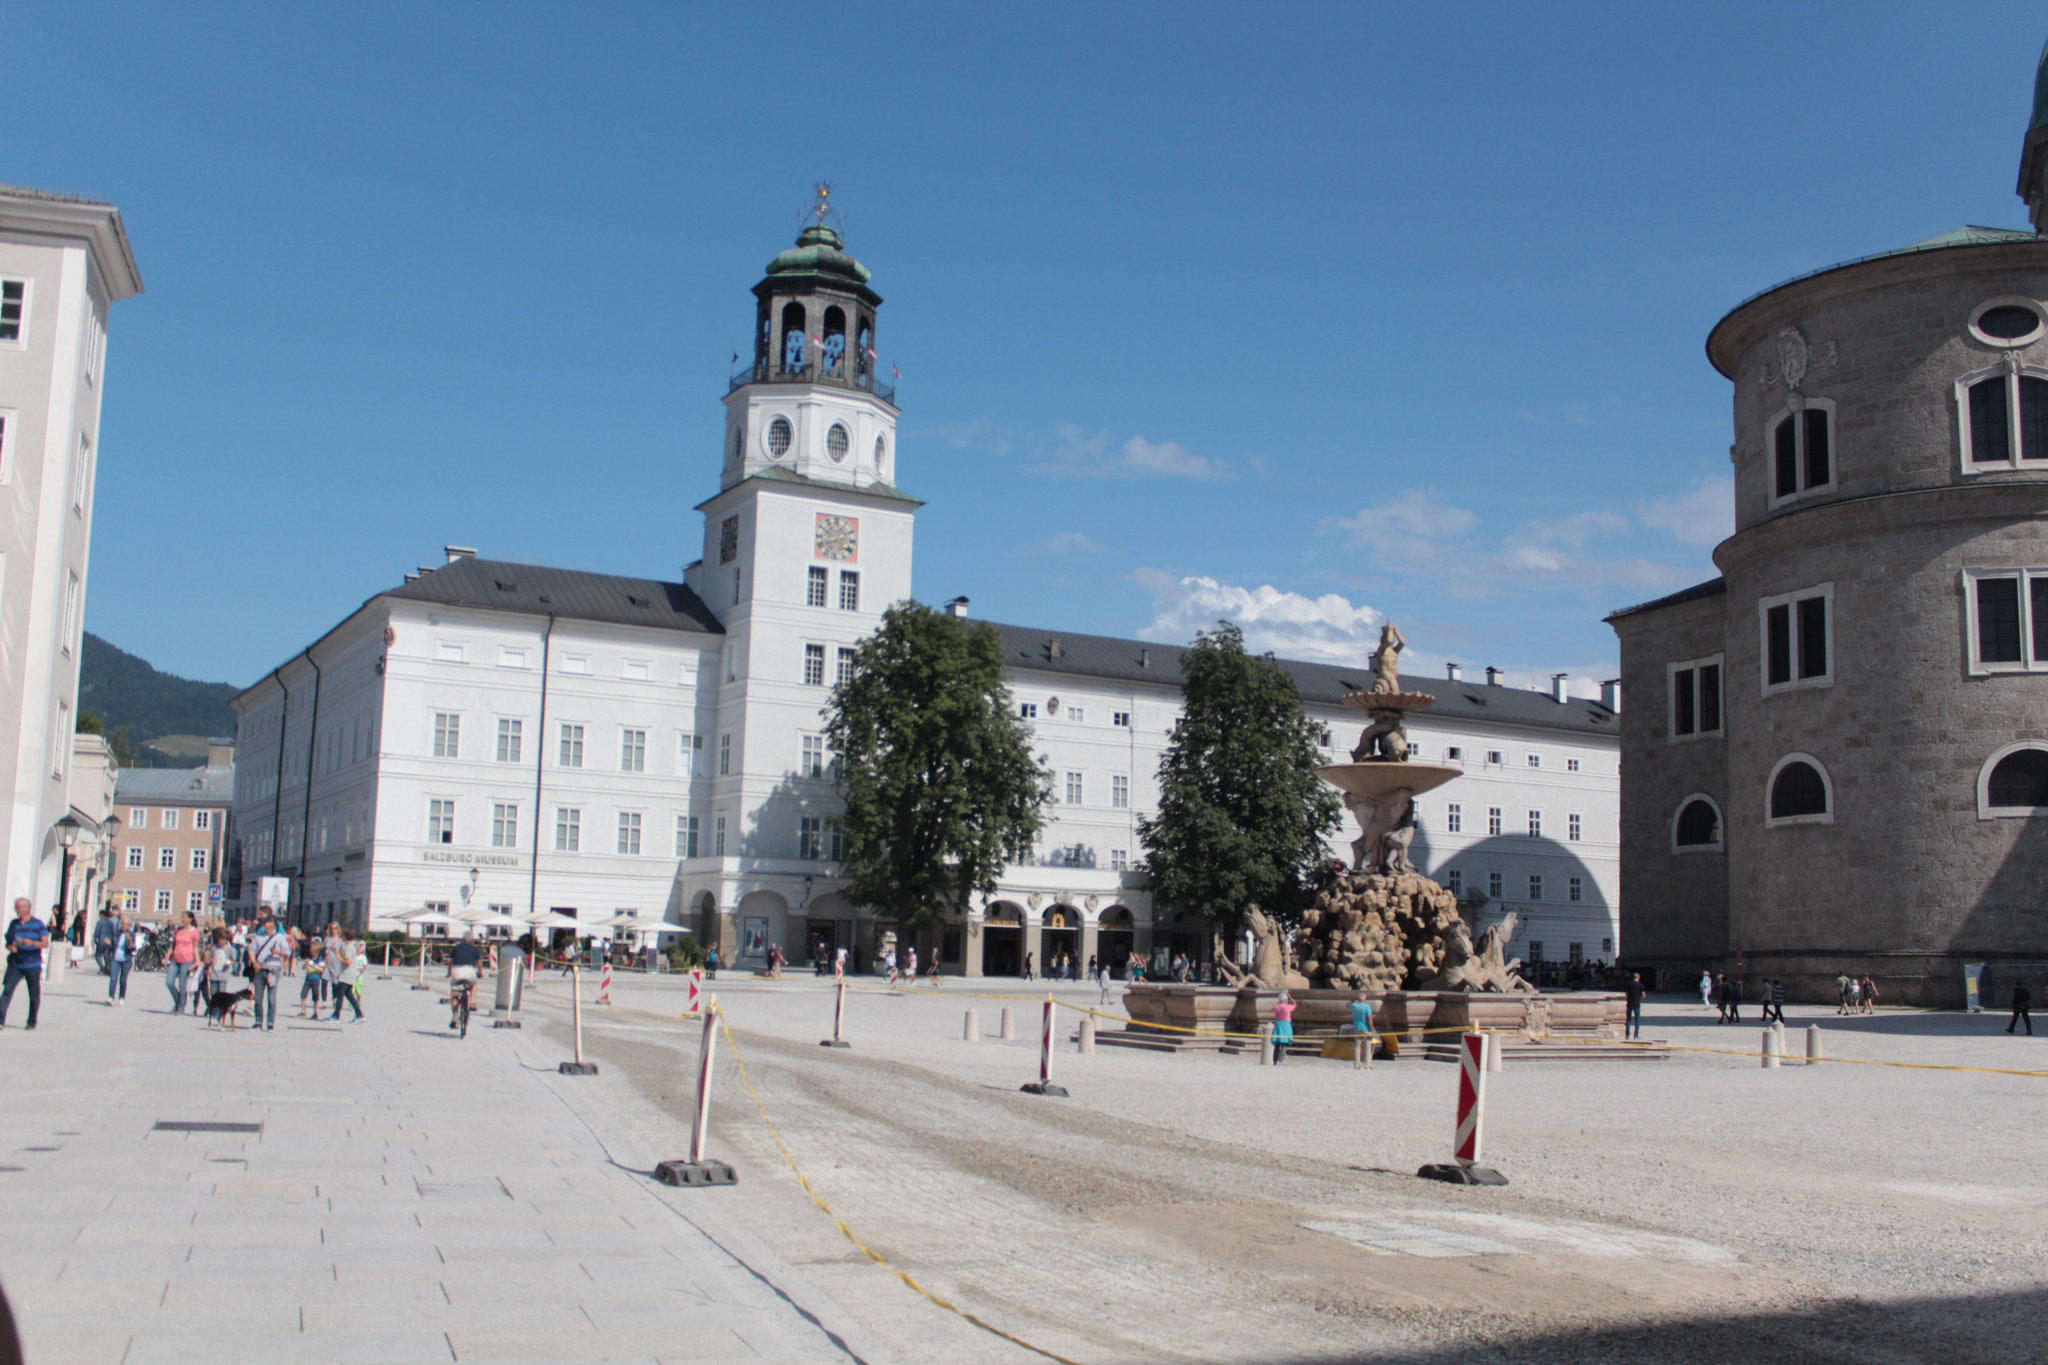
[1048,637,1064,663]
[1446,662,1463,682]
[1599,678,1622,713]
[207,738,235,768]
[1140,647,1151,669]
[946,596,970,618]
[445,545,478,564]
[1484,666,1503,687]
[1550,673,1569,703]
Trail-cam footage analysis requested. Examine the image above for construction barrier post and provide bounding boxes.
[1418,1032,1508,1186]
[685,969,704,1017]
[999,1006,1015,1040]
[1078,1016,1095,1054]
[411,942,431,991]
[820,978,851,1049]
[560,965,599,1075]
[963,1008,980,1042]
[1021,996,1067,1096]
[1806,1024,1824,1066]
[597,960,612,1006]
[378,943,391,980]
[1761,1028,1780,1069]
[656,999,736,1186]
[1485,1033,1504,1073]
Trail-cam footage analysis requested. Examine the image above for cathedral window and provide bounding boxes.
[1766,755,1831,827]
[1668,655,1723,738]
[1958,365,2048,469]
[1767,400,1834,504]
[1979,744,2048,817]
[1968,298,2046,349]
[1672,796,1722,850]
[1759,585,1832,693]
[827,422,850,462]
[766,416,793,459]
[1963,569,2048,673]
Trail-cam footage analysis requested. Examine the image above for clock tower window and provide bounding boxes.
[822,306,847,376]
[780,303,807,376]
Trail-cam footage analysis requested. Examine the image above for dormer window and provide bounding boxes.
[1769,401,1834,504]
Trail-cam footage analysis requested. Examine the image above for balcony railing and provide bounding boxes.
[729,359,896,406]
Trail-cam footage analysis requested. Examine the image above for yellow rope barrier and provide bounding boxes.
[710,1003,1092,1365]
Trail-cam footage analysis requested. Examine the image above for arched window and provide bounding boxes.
[780,303,807,374]
[1978,743,2048,817]
[1672,796,1722,851]
[1957,364,2048,469]
[1767,754,1832,826]
[1770,401,1833,502]
[821,306,846,374]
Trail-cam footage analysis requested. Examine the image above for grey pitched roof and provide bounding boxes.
[116,766,234,803]
[384,558,724,636]
[1604,576,1727,623]
[980,620,1618,737]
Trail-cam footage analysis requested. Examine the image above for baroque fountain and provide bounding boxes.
[1118,624,1628,1055]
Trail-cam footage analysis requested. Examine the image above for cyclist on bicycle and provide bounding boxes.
[448,929,483,1030]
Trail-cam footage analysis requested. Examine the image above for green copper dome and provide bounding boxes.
[764,225,872,285]
[2032,37,2048,131]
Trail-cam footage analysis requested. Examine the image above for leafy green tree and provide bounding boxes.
[825,603,1050,930]
[76,710,105,735]
[1139,622,1340,936]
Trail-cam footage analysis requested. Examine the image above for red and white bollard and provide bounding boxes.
[1021,995,1068,1096]
[656,998,735,1186]
[820,978,850,1049]
[685,968,704,1016]
[597,960,612,1006]
[1420,1032,1507,1185]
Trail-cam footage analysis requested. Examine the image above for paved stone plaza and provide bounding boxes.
[4,968,2046,1364]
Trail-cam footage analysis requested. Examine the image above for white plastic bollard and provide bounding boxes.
[821,978,850,1049]
[1078,1016,1096,1054]
[1000,1005,1016,1040]
[1021,996,1067,1096]
[689,1001,718,1164]
[412,942,431,991]
[1761,1028,1780,1069]
[1485,1033,1504,1073]
[963,1008,980,1042]
[1260,1023,1275,1066]
[1807,1024,1824,1066]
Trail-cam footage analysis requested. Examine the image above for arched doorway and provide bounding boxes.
[982,901,1024,976]
[803,892,854,971]
[1098,905,1135,976]
[1043,904,1081,978]
[736,889,789,966]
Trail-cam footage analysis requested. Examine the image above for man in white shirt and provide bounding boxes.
[247,912,292,1032]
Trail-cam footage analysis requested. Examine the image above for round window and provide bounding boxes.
[874,435,887,467]
[766,416,793,459]
[827,423,850,462]
[1969,298,2046,348]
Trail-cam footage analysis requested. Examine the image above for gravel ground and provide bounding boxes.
[521,974,2048,1365]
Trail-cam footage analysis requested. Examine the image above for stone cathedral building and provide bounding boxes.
[1608,48,2048,1005]
[232,205,1620,975]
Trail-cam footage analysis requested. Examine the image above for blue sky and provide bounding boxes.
[16,2,2046,691]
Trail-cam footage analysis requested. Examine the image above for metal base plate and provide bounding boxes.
[558,1061,599,1075]
[1019,1082,1069,1097]
[410,985,433,992]
[492,1019,522,1029]
[654,1159,736,1187]
[819,1039,851,1049]
[1417,1162,1508,1186]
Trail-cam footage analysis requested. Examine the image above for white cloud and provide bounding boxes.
[1036,431,1228,479]
[1636,478,1734,548]
[1133,571,1384,665]
[1018,531,1108,557]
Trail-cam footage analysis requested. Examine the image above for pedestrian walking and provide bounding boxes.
[297,932,327,1018]
[1097,964,1115,1006]
[1021,951,1034,981]
[1699,970,1713,1008]
[1624,972,1645,1040]
[105,911,133,1004]
[1769,978,1787,1025]
[332,930,366,1022]
[1860,975,1880,1014]
[1270,990,1296,1064]
[2008,982,2033,1035]
[1,898,50,1029]
[166,912,201,1014]
[92,909,119,975]
[247,912,291,1031]
[704,945,719,979]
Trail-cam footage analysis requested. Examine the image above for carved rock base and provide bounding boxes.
[1295,870,1465,992]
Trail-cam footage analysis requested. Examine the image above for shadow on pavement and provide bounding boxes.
[1268,1285,2042,1365]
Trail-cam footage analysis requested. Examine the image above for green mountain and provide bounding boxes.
[78,633,239,766]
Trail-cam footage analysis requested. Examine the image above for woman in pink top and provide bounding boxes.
[166,912,201,1015]
[1271,991,1297,1065]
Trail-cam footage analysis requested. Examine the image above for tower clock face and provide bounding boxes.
[815,513,858,562]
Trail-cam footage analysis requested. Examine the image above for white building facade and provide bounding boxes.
[231,219,1618,974]
[0,185,142,910]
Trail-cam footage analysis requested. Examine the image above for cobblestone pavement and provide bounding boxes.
[0,965,889,1365]
[538,974,2048,1365]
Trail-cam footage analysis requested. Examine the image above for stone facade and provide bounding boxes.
[1611,107,2048,1003]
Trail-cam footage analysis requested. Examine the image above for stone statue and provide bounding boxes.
[1369,622,1405,694]
[1344,786,1414,874]
[1351,708,1410,763]
[1216,905,1312,990]
[1422,911,1533,993]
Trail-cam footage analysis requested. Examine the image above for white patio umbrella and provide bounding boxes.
[530,913,598,936]
[401,911,463,935]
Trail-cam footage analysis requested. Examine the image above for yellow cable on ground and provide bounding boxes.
[709,1003,1091,1365]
